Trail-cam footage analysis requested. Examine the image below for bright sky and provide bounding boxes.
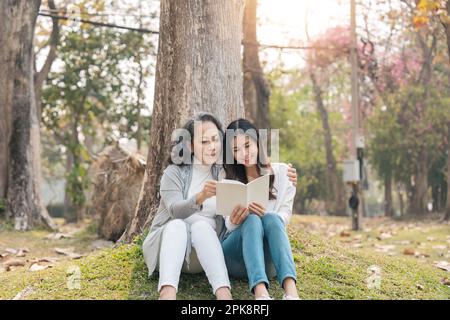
[257,0,350,69]
[38,0,353,114]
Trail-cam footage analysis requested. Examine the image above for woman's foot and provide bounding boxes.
[215,286,233,300]
[282,277,299,299]
[254,283,272,300]
[159,285,177,300]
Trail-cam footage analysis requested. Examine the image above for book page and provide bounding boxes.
[216,182,247,216]
[246,174,270,208]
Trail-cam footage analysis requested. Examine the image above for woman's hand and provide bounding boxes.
[229,205,249,225]
[248,202,266,217]
[287,163,298,186]
[196,180,217,205]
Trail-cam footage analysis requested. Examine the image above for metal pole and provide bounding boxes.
[350,0,362,231]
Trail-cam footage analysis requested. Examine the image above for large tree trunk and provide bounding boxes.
[384,175,394,217]
[120,0,245,242]
[310,71,346,216]
[243,0,270,130]
[0,3,14,202]
[0,0,56,230]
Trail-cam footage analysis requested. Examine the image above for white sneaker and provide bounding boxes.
[282,294,300,300]
[255,295,274,300]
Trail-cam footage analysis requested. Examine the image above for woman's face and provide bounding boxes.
[232,133,259,167]
[192,121,221,165]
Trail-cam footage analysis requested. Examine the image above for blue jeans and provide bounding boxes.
[221,213,297,292]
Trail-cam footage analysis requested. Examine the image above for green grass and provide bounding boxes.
[1,216,449,300]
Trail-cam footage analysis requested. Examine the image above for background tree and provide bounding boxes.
[120,0,246,242]
[243,0,270,130]
[0,0,55,230]
[41,3,155,221]
[305,26,350,215]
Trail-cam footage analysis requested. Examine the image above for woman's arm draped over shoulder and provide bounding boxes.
[277,164,296,225]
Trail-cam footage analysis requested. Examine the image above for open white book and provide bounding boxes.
[216,174,270,216]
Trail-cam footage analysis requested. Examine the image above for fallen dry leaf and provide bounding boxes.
[29,263,52,272]
[340,231,351,237]
[16,250,26,257]
[432,245,447,250]
[377,232,392,240]
[45,233,74,240]
[2,259,26,268]
[403,248,416,256]
[433,261,450,272]
[416,283,424,290]
[441,278,450,286]
[0,252,10,259]
[31,257,60,264]
[54,247,83,259]
[12,286,35,300]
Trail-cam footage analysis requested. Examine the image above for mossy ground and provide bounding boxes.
[1,215,449,300]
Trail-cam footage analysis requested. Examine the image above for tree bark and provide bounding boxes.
[310,71,346,215]
[0,2,14,202]
[0,0,56,230]
[243,0,270,130]
[119,0,245,242]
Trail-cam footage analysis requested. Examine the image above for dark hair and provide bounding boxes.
[223,118,276,200]
[168,112,224,166]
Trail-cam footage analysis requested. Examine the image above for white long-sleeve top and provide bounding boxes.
[184,163,218,230]
[225,162,296,232]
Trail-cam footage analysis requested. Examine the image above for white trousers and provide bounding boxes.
[158,219,230,294]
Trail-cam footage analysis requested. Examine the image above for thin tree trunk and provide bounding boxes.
[30,0,59,230]
[408,150,428,215]
[119,0,245,242]
[243,0,270,130]
[397,184,404,216]
[445,145,450,220]
[310,71,346,215]
[64,150,74,220]
[384,175,394,217]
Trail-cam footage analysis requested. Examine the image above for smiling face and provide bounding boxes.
[232,133,259,167]
[192,121,221,165]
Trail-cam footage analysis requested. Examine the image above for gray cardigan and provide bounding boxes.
[142,163,226,277]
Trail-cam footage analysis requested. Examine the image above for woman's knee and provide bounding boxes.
[241,213,263,235]
[165,219,188,236]
[190,220,216,243]
[190,220,214,234]
[261,213,284,231]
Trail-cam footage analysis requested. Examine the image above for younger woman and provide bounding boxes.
[221,118,299,300]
